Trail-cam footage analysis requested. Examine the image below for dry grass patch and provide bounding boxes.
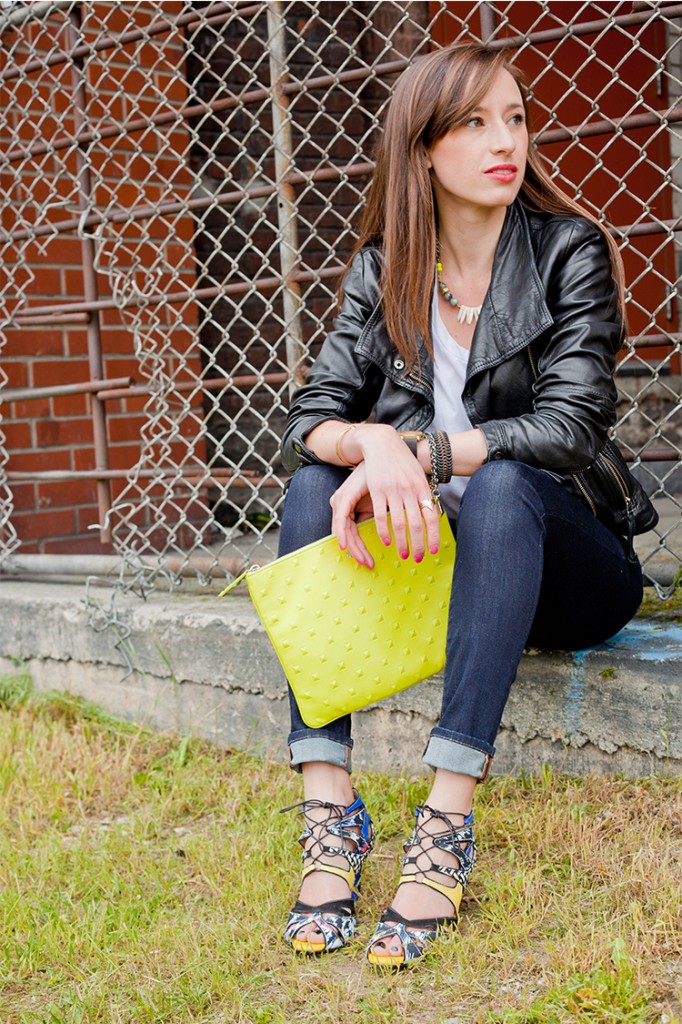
[0,674,680,1024]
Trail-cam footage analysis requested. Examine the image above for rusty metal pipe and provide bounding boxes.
[68,9,112,543]
[97,371,291,402]
[1,376,134,403]
[6,468,285,485]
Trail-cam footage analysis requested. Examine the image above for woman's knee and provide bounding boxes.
[279,463,349,555]
[457,461,545,538]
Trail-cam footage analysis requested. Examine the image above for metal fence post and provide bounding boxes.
[266,0,307,396]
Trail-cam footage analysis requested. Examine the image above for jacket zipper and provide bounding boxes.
[527,345,538,381]
[572,473,597,516]
[599,450,632,506]
[528,344,632,521]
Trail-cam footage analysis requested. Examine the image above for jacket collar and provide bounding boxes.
[466,200,553,379]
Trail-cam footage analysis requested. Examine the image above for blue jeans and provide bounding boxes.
[279,461,643,779]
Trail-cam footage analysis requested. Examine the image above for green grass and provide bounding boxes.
[0,674,680,1024]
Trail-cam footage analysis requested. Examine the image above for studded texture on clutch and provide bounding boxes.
[225,516,456,728]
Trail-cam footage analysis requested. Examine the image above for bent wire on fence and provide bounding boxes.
[0,0,680,599]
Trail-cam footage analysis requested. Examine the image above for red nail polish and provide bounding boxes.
[415,554,423,564]
[400,550,409,560]
[430,545,439,554]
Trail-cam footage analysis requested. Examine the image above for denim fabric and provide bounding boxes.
[279,461,643,778]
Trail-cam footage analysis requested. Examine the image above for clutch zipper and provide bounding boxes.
[218,564,260,598]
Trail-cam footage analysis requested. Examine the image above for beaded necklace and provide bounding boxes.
[436,241,483,325]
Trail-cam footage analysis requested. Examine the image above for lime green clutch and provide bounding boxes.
[220,516,456,729]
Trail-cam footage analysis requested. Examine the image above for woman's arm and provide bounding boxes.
[478,218,622,470]
[308,419,487,566]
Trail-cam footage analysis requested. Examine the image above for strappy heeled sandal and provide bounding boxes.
[282,791,374,954]
[366,803,476,967]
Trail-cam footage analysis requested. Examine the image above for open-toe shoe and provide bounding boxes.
[366,803,475,967]
[282,790,374,954]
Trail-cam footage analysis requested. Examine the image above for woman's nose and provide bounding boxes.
[491,123,515,152]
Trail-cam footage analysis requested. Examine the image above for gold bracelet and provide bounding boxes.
[335,423,358,467]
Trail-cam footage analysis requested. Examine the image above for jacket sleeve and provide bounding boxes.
[478,219,623,472]
[281,249,385,473]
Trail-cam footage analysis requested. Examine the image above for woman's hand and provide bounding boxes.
[330,425,441,567]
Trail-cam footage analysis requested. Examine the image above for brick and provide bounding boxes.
[31,359,91,388]
[52,393,88,417]
[101,327,138,354]
[2,421,32,450]
[14,506,76,542]
[35,417,92,448]
[49,238,86,265]
[24,267,63,299]
[7,481,36,511]
[63,331,89,360]
[8,448,71,473]
[107,415,145,444]
[103,357,142,381]
[10,398,51,419]
[62,268,85,299]
[0,361,29,388]
[37,478,95,510]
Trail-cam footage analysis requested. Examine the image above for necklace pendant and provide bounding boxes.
[457,304,482,325]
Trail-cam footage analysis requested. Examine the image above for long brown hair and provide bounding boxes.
[348,42,626,366]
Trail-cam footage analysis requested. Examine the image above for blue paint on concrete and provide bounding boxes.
[599,621,682,662]
[564,649,587,736]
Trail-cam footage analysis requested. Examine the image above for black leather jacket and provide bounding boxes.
[282,201,656,539]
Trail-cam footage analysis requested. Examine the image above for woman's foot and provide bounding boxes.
[283,789,374,953]
[366,804,476,966]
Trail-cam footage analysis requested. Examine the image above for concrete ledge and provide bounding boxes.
[0,580,680,777]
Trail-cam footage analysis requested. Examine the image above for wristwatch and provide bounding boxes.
[399,431,426,458]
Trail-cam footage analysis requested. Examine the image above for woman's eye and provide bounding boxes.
[510,113,526,126]
[467,117,483,128]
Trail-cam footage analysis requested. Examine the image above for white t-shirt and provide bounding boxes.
[428,281,473,516]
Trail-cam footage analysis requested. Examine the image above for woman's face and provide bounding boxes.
[427,67,529,216]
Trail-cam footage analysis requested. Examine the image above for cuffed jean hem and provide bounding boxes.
[288,734,353,774]
[423,729,495,782]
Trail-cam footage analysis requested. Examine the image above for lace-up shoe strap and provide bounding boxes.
[290,795,374,899]
[401,804,476,893]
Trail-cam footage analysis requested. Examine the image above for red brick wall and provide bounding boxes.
[0,4,205,555]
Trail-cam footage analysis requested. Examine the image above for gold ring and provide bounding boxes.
[419,498,434,512]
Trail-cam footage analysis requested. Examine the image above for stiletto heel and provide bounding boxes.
[282,791,374,954]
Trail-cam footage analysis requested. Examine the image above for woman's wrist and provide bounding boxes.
[348,422,400,462]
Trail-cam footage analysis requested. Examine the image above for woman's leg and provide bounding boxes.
[278,464,371,948]
[369,460,643,960]
[279,463,354,773]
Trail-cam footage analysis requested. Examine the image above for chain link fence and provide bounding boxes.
[0,0,680,596]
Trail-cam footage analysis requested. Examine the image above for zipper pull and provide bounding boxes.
[625,497,636,560]
[218,565,258,598]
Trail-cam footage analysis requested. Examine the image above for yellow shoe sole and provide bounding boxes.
[291,937,326,954]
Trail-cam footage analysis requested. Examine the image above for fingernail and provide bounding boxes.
[400,550,409,560]
[414,554,423,564]
[430,545,439,554]
[383,538,391,546]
